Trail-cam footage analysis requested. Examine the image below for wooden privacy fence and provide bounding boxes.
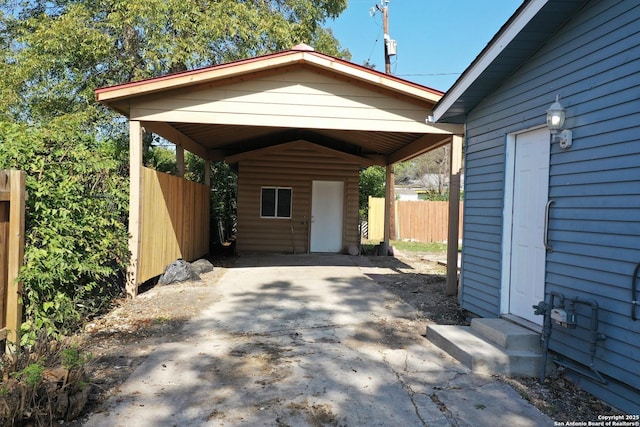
[137,167,210,286]
[0,170,25,348]
[368,196,463,243]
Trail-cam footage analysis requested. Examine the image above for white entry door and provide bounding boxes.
[507,128,550,325]
[310,181,344,252]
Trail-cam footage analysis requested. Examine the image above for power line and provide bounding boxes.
[365,3,384,68]
[398,73,462,77]
[365,26,383,67]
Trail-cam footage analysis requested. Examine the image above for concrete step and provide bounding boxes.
[426,324,543,377]
[471,318,541,352]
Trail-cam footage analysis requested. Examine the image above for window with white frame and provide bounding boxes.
[260,187,292,218]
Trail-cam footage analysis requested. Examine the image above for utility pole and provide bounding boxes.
[375,0,397,249]
[375,0,395,75]
[378,1,391,74]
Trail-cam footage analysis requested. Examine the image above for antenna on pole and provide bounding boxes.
[375,0,396,74]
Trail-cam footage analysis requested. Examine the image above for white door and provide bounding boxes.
[310,181,344,252]
[508,128,550,325]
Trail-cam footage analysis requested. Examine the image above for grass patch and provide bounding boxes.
[360,242,377,254]
[361,240,452,253]
[153,316,171,325]
[390,240,447,253]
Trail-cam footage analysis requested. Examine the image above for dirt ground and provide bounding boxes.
[67,250,620,425]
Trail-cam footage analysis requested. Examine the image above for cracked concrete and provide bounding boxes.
[84,254,552,427]
[384,352,430,426]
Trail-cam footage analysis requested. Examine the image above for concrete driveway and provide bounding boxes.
[85,254,552,427]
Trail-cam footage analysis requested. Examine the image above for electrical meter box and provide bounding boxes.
[551,308,568,324]
[386,39,397,56]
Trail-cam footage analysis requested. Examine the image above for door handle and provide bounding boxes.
[544,199,555,252]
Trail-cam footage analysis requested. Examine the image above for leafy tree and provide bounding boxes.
[209,162,238,245]
[0,0,350,122]
[143,134,179,175]
[395,146,451,195]
[0,0,349,340]
[183,154,238,246]
[359,166,386,219]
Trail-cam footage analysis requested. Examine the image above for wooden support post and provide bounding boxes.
[446,135,463,296]
[204,159,211,253]
[382,164,394,255]
[204,159,211,186]
[176,144,185,178]
[389,168,396,241]
[127,121,143,297]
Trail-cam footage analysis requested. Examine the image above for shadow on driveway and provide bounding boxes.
[85,254,551,427]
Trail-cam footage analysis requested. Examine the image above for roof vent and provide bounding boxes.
[291,43,314,52]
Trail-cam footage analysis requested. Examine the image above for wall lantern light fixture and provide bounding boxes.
[546,95,572,149]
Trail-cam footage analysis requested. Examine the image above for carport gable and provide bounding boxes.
[95,43,451,165]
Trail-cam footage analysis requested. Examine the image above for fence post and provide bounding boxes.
[0,178,7,343]
[1,170,26,349]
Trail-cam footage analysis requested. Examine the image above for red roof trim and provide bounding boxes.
[95,47,443,98]
[94,50,295,94]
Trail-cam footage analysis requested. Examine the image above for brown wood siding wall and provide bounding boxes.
[129,70,432,133]
[138,167,210,283]
[236,146,359,253]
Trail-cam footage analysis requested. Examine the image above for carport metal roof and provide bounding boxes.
[96,43,462,166]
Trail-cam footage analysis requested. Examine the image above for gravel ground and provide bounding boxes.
[66,250,622,424]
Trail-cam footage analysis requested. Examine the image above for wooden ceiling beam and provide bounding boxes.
[208,150,226,162]
[364,155,387,166]
[225,140,375,166]
[141,121,209,160]
[387,135,452,165]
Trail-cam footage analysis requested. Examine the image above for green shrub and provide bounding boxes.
[0,115,129,343]
[1,332,91,425]
[359,166,385,219]
[16,361,45,388]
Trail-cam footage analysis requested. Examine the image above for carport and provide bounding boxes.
[95,44,463,297]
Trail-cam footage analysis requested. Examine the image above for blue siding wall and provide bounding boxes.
[461,0,640,412]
